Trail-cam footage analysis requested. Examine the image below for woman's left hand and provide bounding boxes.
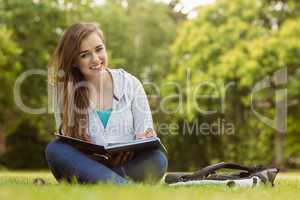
[136,128,157,139]
[109,151,134,166]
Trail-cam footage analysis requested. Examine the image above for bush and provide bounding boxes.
[0,120,48,169]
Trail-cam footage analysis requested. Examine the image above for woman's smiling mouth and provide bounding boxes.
[90,61,104,70]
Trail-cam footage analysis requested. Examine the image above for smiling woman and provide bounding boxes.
[45,22,168,184]
[77,32,107,77]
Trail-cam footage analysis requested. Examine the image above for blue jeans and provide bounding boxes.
[45,139,168,184]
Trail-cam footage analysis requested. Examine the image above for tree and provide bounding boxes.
[0,0,178,168]
[0,25,22,135]
[164,0,300,170]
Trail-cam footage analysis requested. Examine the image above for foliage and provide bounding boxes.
[164,0,300,170]
[0,0,299,170]
[0,0,177,169]
[0,120,48,169]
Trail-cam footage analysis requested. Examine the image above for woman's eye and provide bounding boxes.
[96,48,103,52]
[80,54,86,58]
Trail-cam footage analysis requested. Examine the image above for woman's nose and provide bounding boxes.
[91,51,100,63]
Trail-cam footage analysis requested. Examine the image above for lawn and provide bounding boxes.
[0,171,299,200]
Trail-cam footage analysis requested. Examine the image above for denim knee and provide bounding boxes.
[45,139,68,181]
[44,138,73,169]
[137,149,168,182]
[151,150,168,178]
[45,139,63,162]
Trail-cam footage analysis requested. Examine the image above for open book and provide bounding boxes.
[54,133,167,155]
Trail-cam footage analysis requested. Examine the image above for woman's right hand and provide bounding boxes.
[135,128,157,139]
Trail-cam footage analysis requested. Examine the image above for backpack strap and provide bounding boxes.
[164,162,276,184]
[165,162,252,183]
[180,162,253,182]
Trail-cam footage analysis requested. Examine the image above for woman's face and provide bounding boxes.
[77,32,108,78]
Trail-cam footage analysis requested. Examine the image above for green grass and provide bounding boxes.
[0,171,299,200]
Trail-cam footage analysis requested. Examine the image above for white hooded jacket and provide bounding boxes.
[52,67,154,145]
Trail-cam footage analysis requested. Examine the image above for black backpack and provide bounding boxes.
[165,162,279,187]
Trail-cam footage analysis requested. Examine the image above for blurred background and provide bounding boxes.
[0,0,299,171]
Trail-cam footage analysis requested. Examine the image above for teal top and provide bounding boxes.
[96,108,113,128]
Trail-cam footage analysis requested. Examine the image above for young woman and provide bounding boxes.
[45,22,168,184]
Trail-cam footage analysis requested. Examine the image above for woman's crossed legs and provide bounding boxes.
[45,139,168,184]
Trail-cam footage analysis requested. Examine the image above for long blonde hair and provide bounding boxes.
[48,22,105,141]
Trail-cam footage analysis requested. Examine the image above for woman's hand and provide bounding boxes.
[107,129,157,166]
[135,128,157,139]
[109,151,134,166]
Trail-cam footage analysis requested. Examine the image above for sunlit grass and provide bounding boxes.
[0,171,299,200]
